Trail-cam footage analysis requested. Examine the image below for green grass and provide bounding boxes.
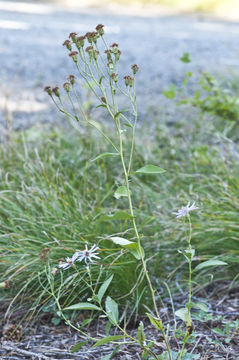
[0,94,239,320]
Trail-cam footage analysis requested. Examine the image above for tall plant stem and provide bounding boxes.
[118,130,173,360]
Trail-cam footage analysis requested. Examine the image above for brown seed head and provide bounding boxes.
[52,86,60,97]
[76,35,85,49]
[96,24,104,36]
[44,86,52,96]
[62,39,72,51]
[85,31,98,44]
[131,64,139,75]
[104,49,112,61]
[111,72,118,82]
[101,96,107,104]
[114,49,121,61]
[110,43,118,48]
[68,74,75,85]
[63,82,71,92]
[69,32,78,42]
[69,51,78,62]
[85,46,94,53]
[124,75,134,87]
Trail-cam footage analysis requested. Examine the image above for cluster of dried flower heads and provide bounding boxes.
[44,24,139,110]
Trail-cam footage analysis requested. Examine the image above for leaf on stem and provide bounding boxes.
[105,296,119,324]
[109,236,144,259]
[194,259,227,272]
[91,152,120,162]
[100,211,133,221]
[64,302,101,311]
[97,274,114,303]
[72,340,89,353]
[91,335,124,348]
[146,313,164,332]
[114,186,128,199]
[135,165,166,174]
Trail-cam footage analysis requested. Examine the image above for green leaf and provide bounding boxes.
[98,275,114,303]
[180,52,191,63]
[114,186,128,199]
[92,335,124,348]
[109,236,144,260]
[146,313,164,332]
[135,165,166,174]
[88,120,102,131]
[105,296,119,324]
[64,302,101,311]
[72,340,89,353]
[100,211,132,221]
[192,302,209,312]
[136,321,145,346]
[175,308,191,323]
[91,152,119,162]
[194,260,227,272]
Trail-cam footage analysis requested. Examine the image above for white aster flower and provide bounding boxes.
[73,244,100,265]
[58,256,74,270]
[172,202,198,218]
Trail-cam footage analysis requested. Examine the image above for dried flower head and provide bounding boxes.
[76,35,85,49]
[114,49,121,61]
[40,247,50,260]
[172,202,198,218]
[111,72,118,82]
[95,24,104,36]
[69,51,78,63]
[52,86,60,97]
[85,31,98,44]
[62,39,72,51]
[44,86,52,96]
[131,64,139,75]
[110,43,118,48]
[68,74,75,85]
[51,267,59,276]
[85,46,94,53]
[63,82,71,92]
[69,32,78,42]
[124,75,134,87]
[104,49,112,61]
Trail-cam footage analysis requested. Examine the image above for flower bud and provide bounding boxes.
[44,86,52,96]
[0,280,10,289]
[95,24,104,36]
[69,32,77,43]
[51,267,59,276]
[62,40,72,51]
[63,82,71,92]
[68,74,75,85]
[52,86,60,97]
[131,64,139,75]
[69,51,78,63]
[101,96,107,103]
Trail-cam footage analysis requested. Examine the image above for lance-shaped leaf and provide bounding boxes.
[105,296,119,324]
[72,340,89,353]
[97,275,114,303]
[91,152,119,162]
[146,313,164,332]
[64,302,101,311]
[109,236,144,260]
[194,259,227,272]
[92,335,124,348]
[135,165,166,174]
[100,211,132,221]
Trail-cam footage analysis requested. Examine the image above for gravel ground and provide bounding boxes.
[0,0,239,137]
